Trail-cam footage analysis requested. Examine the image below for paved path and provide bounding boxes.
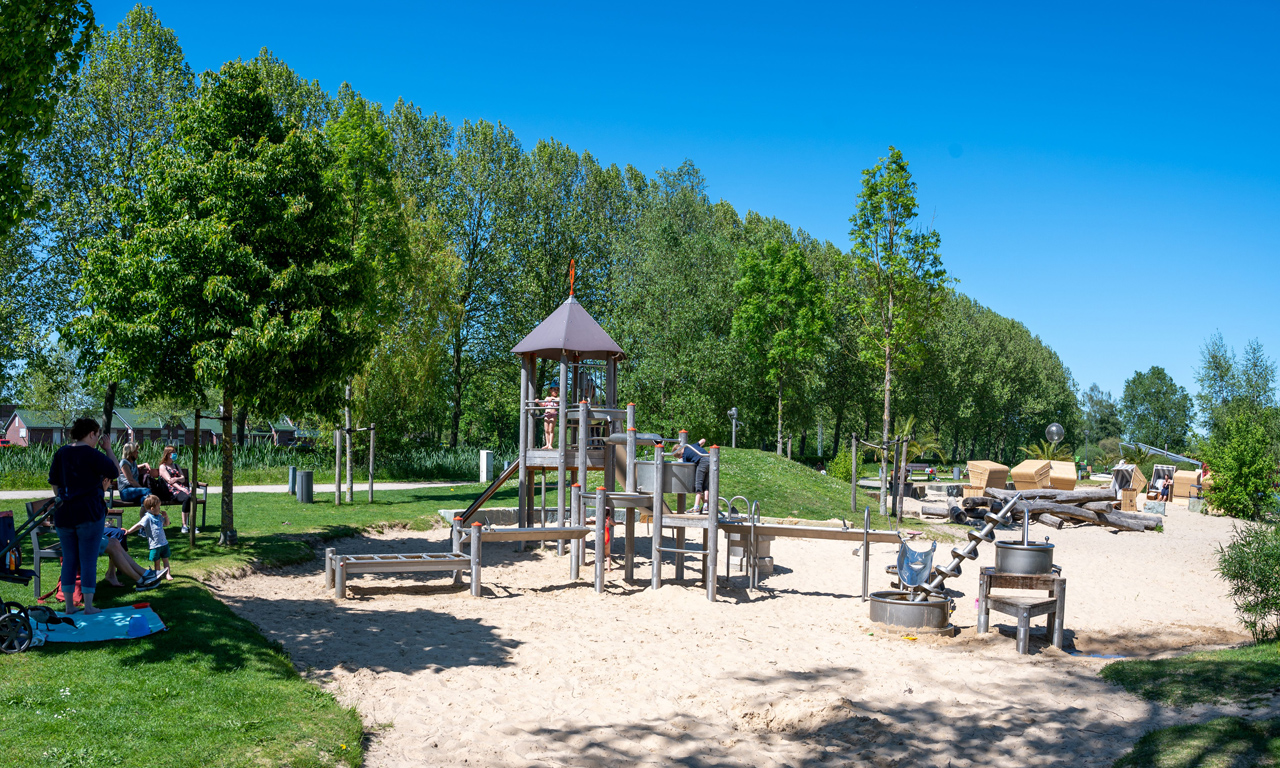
[0,480,468,502]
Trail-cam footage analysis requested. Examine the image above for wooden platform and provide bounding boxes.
[524,448,606,470]
[977,567,1066,654]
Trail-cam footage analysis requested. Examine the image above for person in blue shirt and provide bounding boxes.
[673,439,711,514]
[47,417,122,615]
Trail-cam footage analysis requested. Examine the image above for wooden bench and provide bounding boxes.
[107,479,208,524]
[22,498,129,601]
[977,567,1066,654]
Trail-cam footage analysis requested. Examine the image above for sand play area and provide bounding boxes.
[212,499,1271,767]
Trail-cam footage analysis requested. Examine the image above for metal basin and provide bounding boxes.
[869,590,950,629]
[994,541,1055,575]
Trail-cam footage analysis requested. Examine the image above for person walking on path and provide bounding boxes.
[48,418,122,615]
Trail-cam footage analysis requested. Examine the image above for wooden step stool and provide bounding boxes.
[977,567,1066,654]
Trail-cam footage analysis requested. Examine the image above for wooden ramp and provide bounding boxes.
[720,522,901,544]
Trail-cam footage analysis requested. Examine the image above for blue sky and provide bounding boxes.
[98,1,1280,402]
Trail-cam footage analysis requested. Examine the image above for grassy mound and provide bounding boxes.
[718,447,885,525]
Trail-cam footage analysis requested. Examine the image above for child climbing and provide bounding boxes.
[542,386,560,449]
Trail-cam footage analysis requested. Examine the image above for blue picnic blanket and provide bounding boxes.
[31,605,166,646]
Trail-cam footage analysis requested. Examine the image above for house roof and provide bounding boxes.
[112,408,169,431]
[8,409,67,429]
[511,295,625,360]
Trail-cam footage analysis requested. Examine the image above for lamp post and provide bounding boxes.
[727,407,739,448]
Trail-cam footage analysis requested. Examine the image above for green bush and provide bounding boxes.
[828,447,852,482]
[1218,522,1280,642]
[1204,412,1279,521]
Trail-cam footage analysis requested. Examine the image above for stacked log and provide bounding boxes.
[984,488,1162,532]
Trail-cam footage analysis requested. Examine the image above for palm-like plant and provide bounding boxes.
[875,415,949,464]
[1019,439,1074,461]
[1120,443,1158,466]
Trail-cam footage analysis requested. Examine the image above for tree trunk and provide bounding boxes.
[449,328,464,448]
[879,339,892,517]
[190,409,200,548]
[101,382,118,438]
[220,392,237,545]
[775,383,783,456]
[799,429,807,458]
[831,408,844,460]
[235,407,247,446]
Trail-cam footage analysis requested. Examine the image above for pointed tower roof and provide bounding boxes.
[511,296,625,360]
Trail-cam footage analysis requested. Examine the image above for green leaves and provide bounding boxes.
[1121,366,1193,452]
[1204,411,1279,522]
[0,0,94,235]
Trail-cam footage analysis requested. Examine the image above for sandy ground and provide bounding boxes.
[212,498,1275,767]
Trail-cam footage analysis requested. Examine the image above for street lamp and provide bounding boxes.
[727,407,740,448]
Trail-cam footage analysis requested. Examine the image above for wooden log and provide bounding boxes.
[920,504,951,518]
[1016,500,1150,531]
[986,487,1117,504]
[1035,513,1066,529]
[1081,500,1118,513]
[960,496,990,510]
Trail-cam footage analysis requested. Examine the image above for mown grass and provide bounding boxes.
[1114,717,1280,768]
[1103,642,1280,767]
[0,575,364,768]
[1100,642,1280,708]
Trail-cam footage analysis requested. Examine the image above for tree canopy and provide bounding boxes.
[1121,366,1193,451]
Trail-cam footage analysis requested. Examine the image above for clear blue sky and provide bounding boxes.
[99,1,1280,403]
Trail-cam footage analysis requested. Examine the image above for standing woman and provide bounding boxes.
[159,446,194,533]
[48,417,122,615]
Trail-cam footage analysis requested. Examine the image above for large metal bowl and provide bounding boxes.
[994,541,1055,575]
[869,590,950,629]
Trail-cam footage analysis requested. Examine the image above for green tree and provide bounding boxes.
[732,240,828,454]
[16,343,94,430]
[76,61,374,544]
[1195,334,1278,447]
[1204,412,1278,521]
[1121,366,1193,451]
[847,147,948,513]
[0,0,93,234]
[439,119,523,447]
[1081,383,1124,440]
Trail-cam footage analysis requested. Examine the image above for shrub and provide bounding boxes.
[1204,412,1279,521]
[828,447,852,482]
[1218,522,1280,642]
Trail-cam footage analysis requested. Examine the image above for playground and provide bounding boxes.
[212,494,1250,767]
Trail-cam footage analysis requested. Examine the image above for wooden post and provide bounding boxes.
[324,547,335,589]
[470,522,482,597]
[367,425,375,503]
[851,433,858,518]
[334,428,342,506]
[556,355,568,556]
[518,356,529,529]
[190,409,201,548]
[335,556,346,600]
[707,445,719,602]
[594,486,606,593]
[577,400,589,566]
[452,516,463,585]
[570,483,581,580]
[345,383,353,503]
[651,445,665,591]
[625,403,637,580]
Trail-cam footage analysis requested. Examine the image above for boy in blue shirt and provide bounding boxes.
[672,439,711,514]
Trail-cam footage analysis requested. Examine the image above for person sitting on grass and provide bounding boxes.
[48,417,123,615]
[116,442,151,506]
[124,495,172,582]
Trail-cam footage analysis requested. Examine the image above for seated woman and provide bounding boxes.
[116,442,151,506]
[159,446,195,533]
[100,529,164,588]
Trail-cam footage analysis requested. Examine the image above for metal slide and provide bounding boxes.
[457,461,520,526]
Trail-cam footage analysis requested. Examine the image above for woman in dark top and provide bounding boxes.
[48,417,121,615]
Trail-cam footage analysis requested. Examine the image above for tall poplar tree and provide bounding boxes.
[848,147,948,513]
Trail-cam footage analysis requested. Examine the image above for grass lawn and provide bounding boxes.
[719,447,884,524]
[1100,642,1280,707]
[1114,717,1280,768]
[2,466,434,491]
[1102,642,1280,767]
